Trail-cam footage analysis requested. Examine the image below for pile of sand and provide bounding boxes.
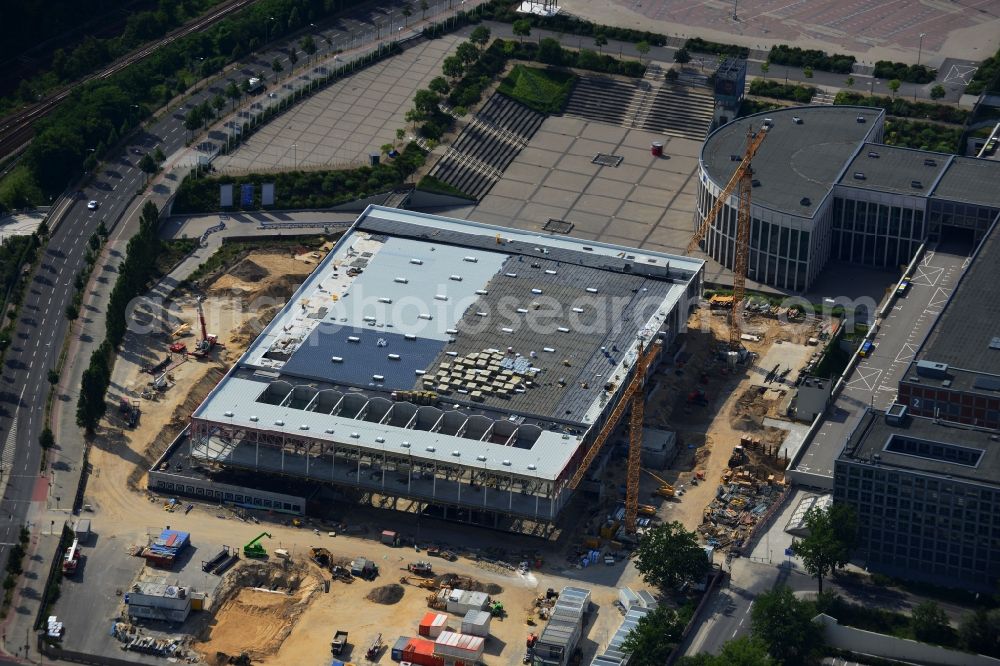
[433,574,502,595]
[366,584,405,605]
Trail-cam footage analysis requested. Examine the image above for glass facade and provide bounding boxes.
[696,181,815,292]
[927,199,999,243]
[830,196,925,268]
[834,461,1000,591]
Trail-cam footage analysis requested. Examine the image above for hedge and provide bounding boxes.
[833,91,968,124]
[883,118,963,154]
[872,60,936,84]
[173,142,427,214]
[748,79,815,103]
[966,46,1000,95]
[768,44,855,74]
[497,65,576,114]
[683,37,748,59]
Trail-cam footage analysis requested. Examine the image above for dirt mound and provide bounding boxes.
[366,584,405,605]
[230,258,269,282]
[432,574,502,595]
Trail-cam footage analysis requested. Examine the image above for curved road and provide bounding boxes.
[0,0,466,605]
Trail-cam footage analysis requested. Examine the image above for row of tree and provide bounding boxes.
[767,44,856,74]
[872,60,937,84]
[77,201,162,432]
[748,79,816,103]
[833,91,969,124]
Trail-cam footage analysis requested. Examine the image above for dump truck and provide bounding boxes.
[331,630,348,655]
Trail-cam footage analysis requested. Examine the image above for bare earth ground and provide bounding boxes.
[561,0,1000,64]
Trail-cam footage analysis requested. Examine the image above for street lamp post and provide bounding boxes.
[917,32,926,67]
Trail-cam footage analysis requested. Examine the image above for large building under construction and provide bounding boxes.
[150,207,703,529]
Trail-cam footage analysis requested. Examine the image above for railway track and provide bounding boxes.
[0,0,255,164]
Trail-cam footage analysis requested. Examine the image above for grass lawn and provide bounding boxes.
[497,65,576,114]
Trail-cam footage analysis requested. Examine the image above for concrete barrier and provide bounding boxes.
[815,614,1000,666]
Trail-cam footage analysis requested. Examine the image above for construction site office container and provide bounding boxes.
[419,612,449,638]
[617,587,640,611]
[392,636,412,661]
[460,609,491,637]
[445,589,489,615]
[402,637,443,666]
[433,631,485,662]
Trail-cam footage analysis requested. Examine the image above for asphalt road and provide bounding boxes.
[0,0,463,603]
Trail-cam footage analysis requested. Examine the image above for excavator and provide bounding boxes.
[243,532,271,558]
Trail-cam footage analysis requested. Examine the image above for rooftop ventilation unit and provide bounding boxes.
[375,436,385,443]
[446,328,458,334]
[868,151,879,158]
[730,154,740,161]
[410,258,423,265]
[911,180,922,189]
[452,450,461,457]
[404,334,416,341]
[853,172,866,180]
[224,411,233,417]
[463,256,478,263]
[373,374,384,381]
[502,460,511,466]
[557,327,570,333]
[325,427,335,434]
[571,307,584,313]
[400,441,410,448]
[545,269,557,275]
[990,337,1000,350]
[501,327,514,333]
[586,287,598,294]
[792,116,803,124]
[762,118,774,127]
[426,446,436,452]
[378,297,392,304]
[543,347,555,352]
[476,311,488,317]
[394,277,408,283]
[857,115,866,123]
[449,275,462,282]
[506,272,518,278]
[347,336,361,343]
[275,419,285,426]
[477,455,487,462]
[299,425,309,430]
[475,289,488,295]
[434,294,448,301]
[388,353,401,360]
[250,415,259,422]
[531,288,543,295]
[331,356,344,363]
[418,314,433,320]
[751,179,761,187]
[923,158,937,166]
[800,197,811,206]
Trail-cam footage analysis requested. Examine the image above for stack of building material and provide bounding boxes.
[46,615,64,639]
[141,529,190,567]
[699,474,783,552]
[461,609,491,637]
[434,631,485,664]
[428,348,537,398]
[419,612,449,638]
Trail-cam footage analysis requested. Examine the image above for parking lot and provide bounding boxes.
[211,35,462,173]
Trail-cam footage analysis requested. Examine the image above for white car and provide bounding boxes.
[87,200,99,210]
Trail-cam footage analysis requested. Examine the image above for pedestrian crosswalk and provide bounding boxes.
[0,415,16,500]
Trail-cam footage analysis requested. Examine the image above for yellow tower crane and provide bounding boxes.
[687,125,769,349]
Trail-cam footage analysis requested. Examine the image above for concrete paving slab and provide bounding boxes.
[601,163,648,184]
[529,132,577,152]
[580,123,629,144]
[604,218,653,242]
[557,154,603,176]
[517,147,563,169]
[575,194,623,217]
[503,162,552,184]
[520,202,571,225]
[535,185,582,208]
[542,170,593,193]
[617,201,664,225]
[568,138,620,158]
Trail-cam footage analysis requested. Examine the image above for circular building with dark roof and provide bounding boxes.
[696,105,1000,292]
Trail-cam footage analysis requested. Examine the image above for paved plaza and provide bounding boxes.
[213,35,461,172]
[450,115,741,287]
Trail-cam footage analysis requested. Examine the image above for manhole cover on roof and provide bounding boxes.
[592,153,623,167]
[543,219,574,234]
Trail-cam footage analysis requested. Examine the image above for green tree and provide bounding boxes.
[674,47,691,64]
[845,75,855,88]
[889,78,901,97]
[959,608,1000,657]
[211,94,226,117]
[760,62,769,81]
[803,66,814,78]
[420,0,429,18]
[184,108,202,138]
[930,84,946,100]
[39,428,55,449]
[153,146,166,164]
[594,33,608,54]
[456,41,479,66]
[633,521,711,592]
[412,89,441,118]
[636,40,651,64]
[300,35,317,56]
[621,606,687,666]
[470,26,491,49]
[792,503,858,594]
[751,586,823,665]
[538,38,563,66]
[65,304,79,320]
[272,57,284,74]
[48,369,60,385]
[680,637,776,666]
[428,76,449,95]
[512,19,531,44]
[225,80,241,109]
[402,3,413,24]
[912,601,952,645]
[442,55,463,79]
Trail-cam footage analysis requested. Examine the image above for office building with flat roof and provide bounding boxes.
[697,106,1000,291]
[150,207,703,530]
[834,408,1000,591]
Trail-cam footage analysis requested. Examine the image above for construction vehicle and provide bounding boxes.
[62,538,81,575]
[171,323,191,338]
[331,630,348,655]
[118,398,140,428]
[407,561,434,576]
[641,468,675,498]
[365,633,383,660]
[168,342,187,354]
[311,546,331,567]
[243,532,271,559]
[567,340,663,532]
[274,548,290,560]
[489,600,505,617]
[686,124,769,350]
[191,297,224,358]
